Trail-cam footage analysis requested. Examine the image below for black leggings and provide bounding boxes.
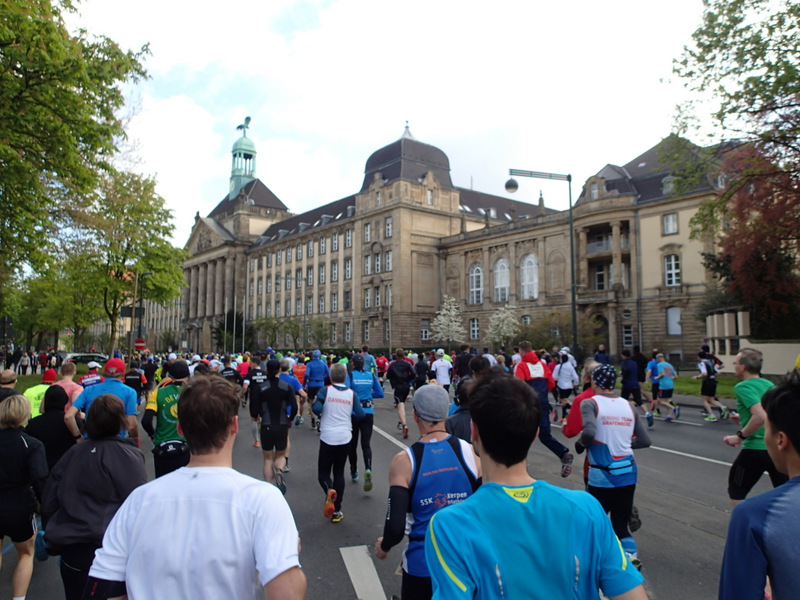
[60,543,100,600]
[349,413,374,473]
[402,570,433,600]
[318,440,349,512]
[588,484,636,541]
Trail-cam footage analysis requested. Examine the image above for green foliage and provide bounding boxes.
[282,318,302,350]
[308,318,329,348]
[254,316,282,349]
[430,295,466,347]
[0,0,148,281]
[213,310,255,353]
[485,304,520,349]
[515,310,603,361]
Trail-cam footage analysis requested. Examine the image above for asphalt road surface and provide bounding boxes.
[3,389,771,599]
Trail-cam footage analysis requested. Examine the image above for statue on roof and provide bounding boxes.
[236,116,251,137]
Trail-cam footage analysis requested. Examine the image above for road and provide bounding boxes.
[3,389,770,599]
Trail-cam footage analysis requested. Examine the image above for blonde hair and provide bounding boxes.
[0,395,31,429]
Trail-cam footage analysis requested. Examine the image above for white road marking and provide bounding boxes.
[648,446,730,466]
[340,545,387,600]
[374,425,409,450]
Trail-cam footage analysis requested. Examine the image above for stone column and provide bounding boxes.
[225,255,234,315]
[189,267,198,320]
[611,221,622,287]
[215,258,225,316]
[629,221,638,294]
[197,263,207,319]
[205,260,215,318]
[508,242,518,304]
[578,228,589,288]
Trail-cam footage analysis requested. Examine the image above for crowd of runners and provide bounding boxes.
[1,340,798,599]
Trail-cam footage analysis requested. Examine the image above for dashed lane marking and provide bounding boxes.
[340,545,387,600]
[373,425,409,450]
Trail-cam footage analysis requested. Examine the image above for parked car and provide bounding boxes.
[64,352,109,365]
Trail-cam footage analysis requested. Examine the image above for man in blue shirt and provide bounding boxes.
[347,354,384,491]
[719,371,800,600]
[64,358,139,441]
[426,370,646,600]
[620,349,651,427]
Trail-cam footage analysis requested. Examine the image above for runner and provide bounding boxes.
[242,355,268,447]
[303,350,330,430]
[620,350,652,427]
[255,359,297,494]
[652,353,680,422]
[430,349,453,392]
[693,351,728,422]
[279,359,306,474]
[347,354,384,491]
[387,349,416,439]
[142,360,191,477]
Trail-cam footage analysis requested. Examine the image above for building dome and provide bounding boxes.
[232,135,257,155]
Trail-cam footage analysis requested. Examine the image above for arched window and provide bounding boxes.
[493,259,509,302]
[469,263,483,304]
[666,306,682,335]
[664,254,681,286]
[520,254,539,300]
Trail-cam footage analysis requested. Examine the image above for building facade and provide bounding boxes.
[146,125,718,361]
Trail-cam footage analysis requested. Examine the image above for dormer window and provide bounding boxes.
[376,191,381,207]
[590,182,599,200]
[427,189,433,205]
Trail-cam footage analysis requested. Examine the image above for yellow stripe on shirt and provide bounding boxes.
[428,513,468,593]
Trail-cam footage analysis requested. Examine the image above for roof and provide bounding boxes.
[207,179,289,219]
[457,188,558,221]
[250,195,356,250]
[232,136,256,154]
[361,127,454,192]
[199,217,235,243]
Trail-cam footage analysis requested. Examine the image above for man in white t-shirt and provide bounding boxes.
[431,349,453,392]
[85,375,306,600]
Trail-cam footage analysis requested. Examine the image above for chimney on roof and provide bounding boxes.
[538,191,545,215]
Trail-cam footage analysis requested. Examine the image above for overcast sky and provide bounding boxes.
[67,0,708,245]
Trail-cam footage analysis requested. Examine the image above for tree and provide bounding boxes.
[282,318,302,350]
[70,170,186,354]
[213,311,255,354]
[430,296,466,351]
[485,305,520,350]
[308,318,329,349]
[254,316,282,349]
[0,0,147,293]
[516,310,603,361]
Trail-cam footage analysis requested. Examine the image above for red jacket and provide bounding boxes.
[513,351,555,392]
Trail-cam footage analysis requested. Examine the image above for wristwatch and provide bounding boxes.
[736,430,746,440]
[73,433,82,439]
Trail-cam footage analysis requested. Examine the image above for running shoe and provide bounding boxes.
[397,421,403,430]
[673,405,681,420]
[364,469,373,492]
[720,407,730,420]
[627,553,642,571]
[700,409,709,416]
[294,416,304,426]
[653,409,662,417]
[351,470,359,483]
[283,460,291,473]
[35,530,48,562]
[560,452,574,478]
[560,417,567,424]
[310,416,317,429]
[649,399,656,412]
[253,441,261,448]
[704,414,718,422]
[323,489,337,518]
[330,511,344,523]
[628,505,642,533]
[403,425,409,439]
[664,415,674,422]
[646,412,654,427]
[273,468,287,495]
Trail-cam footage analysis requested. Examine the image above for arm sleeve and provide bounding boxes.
[562,398,585,438]
[28,441,49,503]
[371,375,385,398]
[425,512,476,599]
[631,411,651,449]
[141,409,156,438]
[719,503,768,600]
[380,486,409,551]
[352,396,366,419]
[580,398,599,446]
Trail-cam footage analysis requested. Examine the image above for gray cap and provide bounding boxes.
[413,385,450,422]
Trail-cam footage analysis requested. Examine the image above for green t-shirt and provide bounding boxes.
[146,383,185,445]
[734,377,775,450]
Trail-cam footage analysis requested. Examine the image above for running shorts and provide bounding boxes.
[261,425,289,451]
[0,511,35,543]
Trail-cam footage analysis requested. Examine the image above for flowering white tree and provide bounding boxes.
[485,304,520,349]
[430,295,466,350]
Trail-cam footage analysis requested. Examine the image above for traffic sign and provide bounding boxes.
[134,338,146,351]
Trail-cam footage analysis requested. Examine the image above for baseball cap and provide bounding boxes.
[312,350,321,359]
[592,364,617,390]
[413,385,450,422]
[0,369,17,385]
[103,358,126,377]
[436,349,445,357]
[209,359,221,370]
[191,354,202,363]
[169,360,190,380]
[42,368,58,383]
[167,352,178,361]
[87,361,101,370]
[561,346,571,354]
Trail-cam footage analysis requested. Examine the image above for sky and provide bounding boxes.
[66,0,710,245]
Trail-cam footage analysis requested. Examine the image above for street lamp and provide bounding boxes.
[505,169,578,354]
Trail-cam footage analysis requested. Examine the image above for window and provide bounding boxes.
[345,322,351,342]
[286,299,291,316]
[363,321,369,342]
[248,305,253,319]
[296,298,302,316]
[374,286,380,307]
[266,304,271,317]
[421,319,430,341]
[266,276,272,293]
[469,318,479,340]
[364,255,371,275]
[319,295,325,313]
[296,269,302,289]
[275,302,281,317]
[331,261,339,282]
[285,272,291,290]
[522,315,532,325]
[308,240,314,257]
[307,297,313,315]
[249,281,254,297]
[520,254,539,300]
[364,223,371,243]
[257,279,263,294]
[331,323,337,343]
[493,259,509,302]
[590,182,599,200]
[344,290,352,310]
[286,248,292,264]
[364,288,371,308]
[622,324,634,347]
[319,237,326,255]
[296,244,302,260]
[345,258,352,280]
[427,189,433,205]
[662,213,678,235]
[385,251,392,271]
[345,230,352,248]
[667,306,682,335]
[386,284,392,307]
[376,191,381,207]
[385,217,392,238]
[331,292,338,312]
[256,304,262,318]
[249,258,255,272]
[276,251,282,266]
[319,264,325,284]
[275,275,281,292]
[307,267,313,286]
[469,263,483,304]
[375,254,381,273]
[267,253,273,267]
[285,333,290,346]
[664,254,681,286]
[595,265,607,291]
[332,233,339,252]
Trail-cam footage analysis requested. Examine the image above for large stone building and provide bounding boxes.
[145,124,718,361]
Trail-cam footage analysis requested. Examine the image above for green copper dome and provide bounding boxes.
[232,135,256,155]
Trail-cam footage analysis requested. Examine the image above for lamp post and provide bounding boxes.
[505,169,578,353]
